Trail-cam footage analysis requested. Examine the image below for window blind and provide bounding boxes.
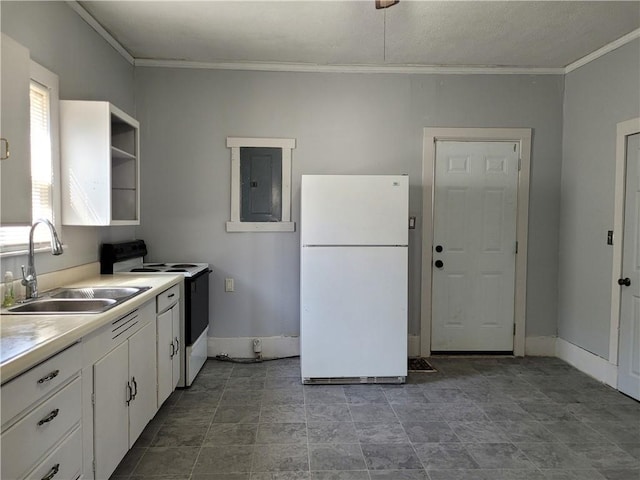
[0,80,54,250]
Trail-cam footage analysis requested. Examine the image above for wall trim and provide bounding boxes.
[555,337,617,387]
[66,1,135,65]
[208,336,300,359]
[420,128,531,357]
[565,28,640,74]
[134,59,564,75]
[525,336,557,356]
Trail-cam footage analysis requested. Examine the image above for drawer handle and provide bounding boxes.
[167,293,175,298]
[37,370,60,384]
[41,463,60,480]
[37,409,59,426]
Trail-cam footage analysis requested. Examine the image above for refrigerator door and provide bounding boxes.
[301,175,408,246]
[301,246,408,380]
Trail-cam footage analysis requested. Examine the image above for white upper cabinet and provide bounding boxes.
[60,100,140,225]
[1,34,32,225]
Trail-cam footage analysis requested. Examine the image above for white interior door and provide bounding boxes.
[618,132,640,400]
[431,141,519,351]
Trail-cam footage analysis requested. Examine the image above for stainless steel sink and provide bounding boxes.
[4,286,151,315]
[50,287,143,299]
[7,299,116,314]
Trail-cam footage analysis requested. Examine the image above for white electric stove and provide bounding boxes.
[100,241,211,387]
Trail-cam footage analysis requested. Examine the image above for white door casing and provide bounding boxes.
[431,141,519,351]
[617,132,640,400]
[421,128,531,357]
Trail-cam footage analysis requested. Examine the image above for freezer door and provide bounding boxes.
[301,175,408,246]
[301,246,408,379]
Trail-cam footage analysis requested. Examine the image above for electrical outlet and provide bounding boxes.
[253,338,262,353]
[225,278,234,292]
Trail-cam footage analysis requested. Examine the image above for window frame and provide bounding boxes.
[0,61,61,256]
[226,137,295,232]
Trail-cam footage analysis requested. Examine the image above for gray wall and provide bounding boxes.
[559,39,640,359]
[0,1,136,277]
[135,68,564,339]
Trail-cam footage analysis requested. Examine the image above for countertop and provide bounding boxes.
[0,273,183,384]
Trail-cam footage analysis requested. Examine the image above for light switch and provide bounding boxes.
[225,278,234,292]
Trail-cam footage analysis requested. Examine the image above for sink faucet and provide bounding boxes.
[21,219,63,300]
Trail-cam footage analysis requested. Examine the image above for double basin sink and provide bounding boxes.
[5,286,151,315]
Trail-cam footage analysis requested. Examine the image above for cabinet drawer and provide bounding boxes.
[1,377,81,480]
[24,425,82,480]
[1,343,81,426]
[157,284,180,313]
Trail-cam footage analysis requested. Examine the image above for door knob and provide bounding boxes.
[435,245,443,253]
[434,260,444,269]
[618,277,631,287]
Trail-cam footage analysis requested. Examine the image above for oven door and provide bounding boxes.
[185,269,211,345]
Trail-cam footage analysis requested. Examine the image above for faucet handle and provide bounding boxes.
[20,265,27,283]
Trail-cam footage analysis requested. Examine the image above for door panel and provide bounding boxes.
[128,321,157,446]
[157,309,173,407]
[172,306,181,389]
[301,246,407,378]
[618,132,640,400]
[432,141,519,351]
[301,175,409,246]
[93,341,129,480]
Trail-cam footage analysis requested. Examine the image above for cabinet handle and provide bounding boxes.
[175,338,180,354]
[0,138,9,160]
[41,463,60,480]
[37,409,60,426]
[126,382,132,405]
[168,293,175,298]
[170,341,175,358]
[131,376,138,400]
[37,370,60,384]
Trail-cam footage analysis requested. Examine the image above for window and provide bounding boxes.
[0,62,60,253]
[226,137,295,232]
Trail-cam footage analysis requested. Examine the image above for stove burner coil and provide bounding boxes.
[171,264,198,268]
[167,269,188,272]
[131,268,161,272]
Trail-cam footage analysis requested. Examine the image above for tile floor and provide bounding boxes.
[111,356,640,480]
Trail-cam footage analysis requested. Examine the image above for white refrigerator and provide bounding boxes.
[300,175,409,383]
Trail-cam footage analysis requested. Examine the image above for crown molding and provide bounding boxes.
[66,1,134,65]
[565,28,640,74]
[134,59,565,75]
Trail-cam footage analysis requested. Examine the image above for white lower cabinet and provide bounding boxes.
[93,319,157,480]
[0,344,82,480]
[156,284,181,407]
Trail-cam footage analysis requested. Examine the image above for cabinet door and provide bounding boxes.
[94,341,129,480]
[171,305,181,390]
[157,309,174,407]
[128,321,157,447]
[1,34,31,225]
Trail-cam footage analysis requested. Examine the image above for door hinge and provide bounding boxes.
[513,324,516,336]
[92,459,96,474]
[91,393,95,406]
[515,241,518,254]
[518,158,522,171]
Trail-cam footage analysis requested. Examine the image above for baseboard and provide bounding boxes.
[525,336,557,356]
[555,337,617,388]
[208,336,300,359]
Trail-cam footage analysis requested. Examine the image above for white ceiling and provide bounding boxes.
[77,1,640,70]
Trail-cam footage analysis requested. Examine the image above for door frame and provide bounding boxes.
[609,117,640,366]
[420,128,532,357]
